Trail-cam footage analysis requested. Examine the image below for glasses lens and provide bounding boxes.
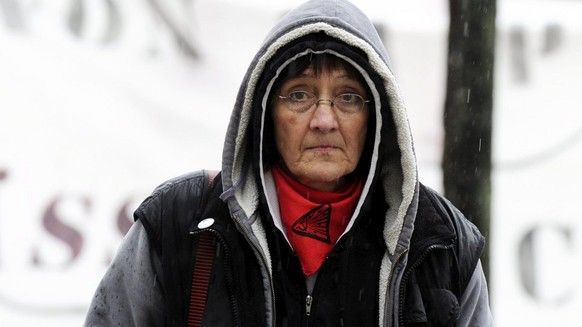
[286,91,315,112]
[335,93,364,113]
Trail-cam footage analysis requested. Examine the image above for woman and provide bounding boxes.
[85,0,493,326]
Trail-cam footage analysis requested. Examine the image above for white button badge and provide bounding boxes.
[197,218,215,229]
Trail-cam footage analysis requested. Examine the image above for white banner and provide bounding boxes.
[0,0,581,325]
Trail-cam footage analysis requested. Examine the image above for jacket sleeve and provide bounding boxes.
[457,260,494,326]
[83,220,164,326]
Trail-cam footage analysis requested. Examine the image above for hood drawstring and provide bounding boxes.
[219,169,248,202]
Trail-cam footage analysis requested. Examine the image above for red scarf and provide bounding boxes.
[272,165,363,276]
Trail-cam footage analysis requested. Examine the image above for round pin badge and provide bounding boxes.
[197,218,215,229]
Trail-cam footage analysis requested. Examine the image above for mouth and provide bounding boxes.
[306,145,339,152]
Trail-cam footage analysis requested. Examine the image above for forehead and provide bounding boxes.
[277,66,368,98]
[270,53,371,97]
[279,53,362,79]
[288,66,354,81]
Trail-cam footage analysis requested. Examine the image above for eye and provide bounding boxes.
[288,91,312,102]
[337,93,361,104]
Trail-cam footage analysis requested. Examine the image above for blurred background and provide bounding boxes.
[0,0,581,325]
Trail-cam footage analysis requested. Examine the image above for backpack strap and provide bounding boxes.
[187,170,220,327]
[188,233,217,327]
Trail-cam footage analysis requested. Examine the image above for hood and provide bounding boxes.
[220,0,418,270]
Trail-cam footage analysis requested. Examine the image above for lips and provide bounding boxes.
[308,145,335,148]
[306,144,339,152]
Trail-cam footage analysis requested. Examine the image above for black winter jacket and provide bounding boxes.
[132,171,485,327]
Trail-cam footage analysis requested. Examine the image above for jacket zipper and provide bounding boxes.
[302,244,337,326]
[397,243,454,326]
[231,213,277,327]
[190,229,241,327]
[383,250,406,327]
[305,294,313,317]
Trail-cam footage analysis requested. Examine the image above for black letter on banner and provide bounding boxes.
[33,196,88,267]
[518,224,575,304]
[146,0,200,59]
[0,169,6,266]
[116,197,135,236]
[67,0,121,44]
[0,0,25,30]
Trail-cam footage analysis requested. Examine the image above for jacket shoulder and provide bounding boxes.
[133,170,214,253]
[418,183,486,288]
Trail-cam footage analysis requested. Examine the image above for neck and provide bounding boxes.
[277,163,349,192]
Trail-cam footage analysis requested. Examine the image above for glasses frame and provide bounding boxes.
[277,91,370,114]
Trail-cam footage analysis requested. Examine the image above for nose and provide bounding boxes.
[315,99,334,107]
[309,100,339,132]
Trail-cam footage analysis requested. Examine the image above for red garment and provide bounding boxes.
[272,165,363,276]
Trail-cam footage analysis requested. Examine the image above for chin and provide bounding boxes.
[304,167,353,184]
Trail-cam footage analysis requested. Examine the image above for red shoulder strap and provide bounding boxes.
[188,233,217,327]
[187,170,219,327]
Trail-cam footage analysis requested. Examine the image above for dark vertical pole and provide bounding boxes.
[443,0,496,280]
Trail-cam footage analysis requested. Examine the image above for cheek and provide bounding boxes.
[350,130,367,162]
[353,115,369,150]
[273,112,296,154]
[274,127,286,151]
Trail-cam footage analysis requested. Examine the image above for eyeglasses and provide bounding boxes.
[277,91,370,114]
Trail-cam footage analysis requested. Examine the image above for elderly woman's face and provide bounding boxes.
[273,65,369,192]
